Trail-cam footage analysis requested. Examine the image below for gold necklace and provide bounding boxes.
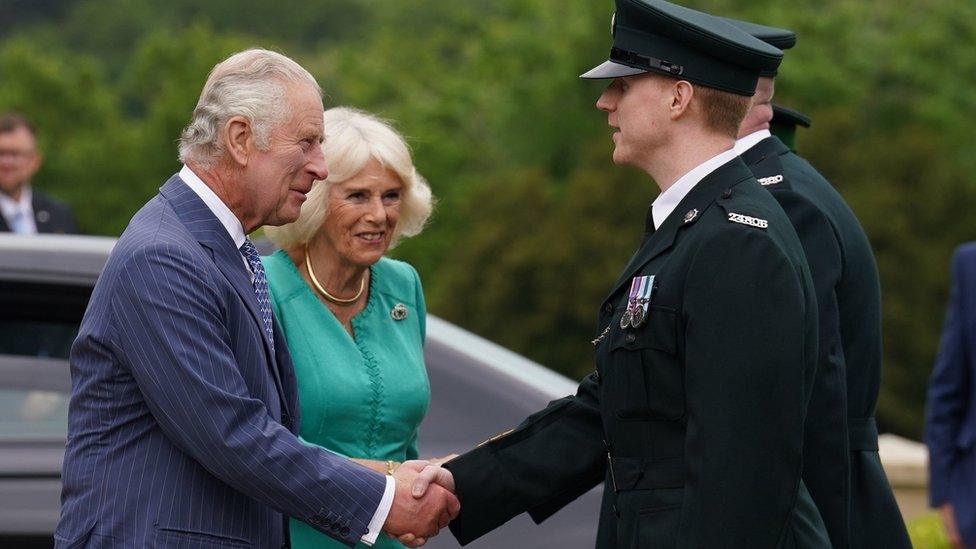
[304,243,366,305]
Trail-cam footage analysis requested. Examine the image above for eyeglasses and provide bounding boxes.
[0,150,37,161]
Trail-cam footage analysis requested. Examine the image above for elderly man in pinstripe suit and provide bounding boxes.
[55,49,458,548]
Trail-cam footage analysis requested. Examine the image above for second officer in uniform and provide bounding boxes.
[728,18,911,548]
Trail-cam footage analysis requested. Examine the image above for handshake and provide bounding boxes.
[381,457,460,547]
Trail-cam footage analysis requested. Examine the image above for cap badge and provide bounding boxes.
[728,212,769,229]
[758,175,784,186]
[391,303,408,321]
[683,209,699,223]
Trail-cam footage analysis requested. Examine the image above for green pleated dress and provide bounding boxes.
[262,250,430,549]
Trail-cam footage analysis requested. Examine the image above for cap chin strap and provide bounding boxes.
[610,47,684,76]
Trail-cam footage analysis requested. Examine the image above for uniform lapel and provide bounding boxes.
[159,175,289,412]
[740,136,793,190]
[739,135,791,167]
[607,158,756,298]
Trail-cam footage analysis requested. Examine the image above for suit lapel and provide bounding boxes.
[159,175,288,412]
[32,192,51,233]
[607,158,756,298]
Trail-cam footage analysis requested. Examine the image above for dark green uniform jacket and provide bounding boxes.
[445,158,831,548]
[740,136,910,549]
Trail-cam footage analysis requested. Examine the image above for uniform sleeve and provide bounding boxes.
[445,373,605,545]
[771,188,850,543]
[925,246,974,506]
[678,226,812,548]
[109,243,387,545]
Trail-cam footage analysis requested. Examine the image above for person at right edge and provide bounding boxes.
[406,1,831,547]
[725,18,911,549]
[926,242,976,549]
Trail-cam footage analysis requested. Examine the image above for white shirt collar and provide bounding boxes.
[179,164,246,249]
[0,186,36,233]
[733,129,772,155]
[651,148,738,230]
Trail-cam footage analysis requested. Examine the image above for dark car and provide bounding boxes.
[0,234,600,548]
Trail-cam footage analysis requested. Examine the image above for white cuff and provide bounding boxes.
[361,474,396,545]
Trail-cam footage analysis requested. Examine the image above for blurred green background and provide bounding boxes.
[2,0,974,441]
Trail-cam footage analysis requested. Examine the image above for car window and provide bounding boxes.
[0,280,90,359]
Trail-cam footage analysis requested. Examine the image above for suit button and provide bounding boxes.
[281,414,294,430]
[604,303,614,314]
[340,526,350,536]
[626,333,636,343]
[322,517,332,527]
[311,514,324,525]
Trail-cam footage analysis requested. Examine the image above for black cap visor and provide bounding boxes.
[580,59,649,79]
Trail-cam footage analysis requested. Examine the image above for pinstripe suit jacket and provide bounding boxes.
[55,175,387,548]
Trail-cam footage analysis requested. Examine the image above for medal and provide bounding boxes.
[622,275,656,329]
[630,304,646,328]
[619,308,633,330]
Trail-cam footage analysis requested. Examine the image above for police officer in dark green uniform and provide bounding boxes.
[770,104,811,151]
[406,1,830,547]
[727,18,912,549]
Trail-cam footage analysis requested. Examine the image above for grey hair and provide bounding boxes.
[178,48,322,168]
[265,107,434,248]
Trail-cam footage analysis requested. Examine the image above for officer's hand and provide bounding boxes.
[411,463,456,498]
[940,504,964,548]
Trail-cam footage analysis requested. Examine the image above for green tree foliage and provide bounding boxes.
[1,0,972,437]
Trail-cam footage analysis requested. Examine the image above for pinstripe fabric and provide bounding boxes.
[55,175,386,548]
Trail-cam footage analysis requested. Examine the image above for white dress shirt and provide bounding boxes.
[179,165,396,544]
[733,129,771,156]
[0,186,37,234]
[651,148,739,230]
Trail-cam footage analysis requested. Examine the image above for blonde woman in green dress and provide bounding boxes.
[263,107,445,549]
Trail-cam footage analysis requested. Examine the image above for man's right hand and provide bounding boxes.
[382,464,460,547]
[940,503,965,548]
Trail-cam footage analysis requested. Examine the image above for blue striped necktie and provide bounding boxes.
[238,239,275,352]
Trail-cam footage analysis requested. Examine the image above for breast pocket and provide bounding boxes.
[608,306,683,421]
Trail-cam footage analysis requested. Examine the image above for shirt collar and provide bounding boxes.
[179,164,246,249]
[0,186,32,218]
[733,129,772,155]
[651,147,738,230]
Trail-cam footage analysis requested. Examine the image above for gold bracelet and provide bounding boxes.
[386,460,400,476]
